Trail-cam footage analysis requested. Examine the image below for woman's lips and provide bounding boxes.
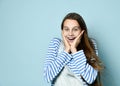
[67,37,76,43]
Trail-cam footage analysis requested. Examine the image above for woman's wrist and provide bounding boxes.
[65,48,70,53]
[71,48,77,54]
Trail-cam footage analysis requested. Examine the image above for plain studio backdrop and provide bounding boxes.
[0,0,120,86]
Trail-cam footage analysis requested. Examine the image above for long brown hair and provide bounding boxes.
[61,12,104,86]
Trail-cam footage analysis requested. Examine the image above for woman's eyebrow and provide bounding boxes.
[73,26,81,28]
[63,26,69,29]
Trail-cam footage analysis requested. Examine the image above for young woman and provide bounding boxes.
[44,12,103,86]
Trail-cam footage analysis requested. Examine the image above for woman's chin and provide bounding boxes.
[68,40,74,44]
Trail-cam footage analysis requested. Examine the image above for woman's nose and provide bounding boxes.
[69,31,73,35]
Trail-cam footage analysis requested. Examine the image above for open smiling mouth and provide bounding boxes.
[67,37,76,43]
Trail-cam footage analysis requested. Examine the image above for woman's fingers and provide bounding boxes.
[71,30,84,48]
[75,30,84,43]
[62,32,67,44]
[62,32,70,53]
[77,30,84,39]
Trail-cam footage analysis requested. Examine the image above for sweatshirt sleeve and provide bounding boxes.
[44,38,72,83]
[91,38,98,56]
[71,50,98,84]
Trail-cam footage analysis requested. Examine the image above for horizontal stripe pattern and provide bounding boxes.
[44,38,72,82]
[44,38,98,84]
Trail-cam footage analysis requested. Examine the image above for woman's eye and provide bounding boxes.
[75,29,78,31]
[73,26,81,31]
[73,28,79,31]
[63,28,69,31]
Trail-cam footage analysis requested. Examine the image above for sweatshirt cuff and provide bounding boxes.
[72,50,86,59]
[60,51,72,63]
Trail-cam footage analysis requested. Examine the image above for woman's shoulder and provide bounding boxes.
[50,37,62,45]
[89,38,97,45]
[89,38,98,55]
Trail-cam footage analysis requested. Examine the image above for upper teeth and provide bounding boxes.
[68,38,75,40]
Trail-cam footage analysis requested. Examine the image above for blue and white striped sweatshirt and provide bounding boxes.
[44,38,98,84]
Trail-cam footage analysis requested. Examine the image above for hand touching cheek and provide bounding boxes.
[70,30,84,53]
[62,32,71,53]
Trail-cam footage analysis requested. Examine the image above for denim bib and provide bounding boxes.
[53,41,87,86]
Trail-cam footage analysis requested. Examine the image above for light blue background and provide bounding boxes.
[0,0,120,86]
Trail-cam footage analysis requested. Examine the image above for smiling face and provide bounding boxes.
[62,19,82,44]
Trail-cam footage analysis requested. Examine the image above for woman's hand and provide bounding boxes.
[62,32,71,53]
[62,30,84,53]
[71,30,84,53]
